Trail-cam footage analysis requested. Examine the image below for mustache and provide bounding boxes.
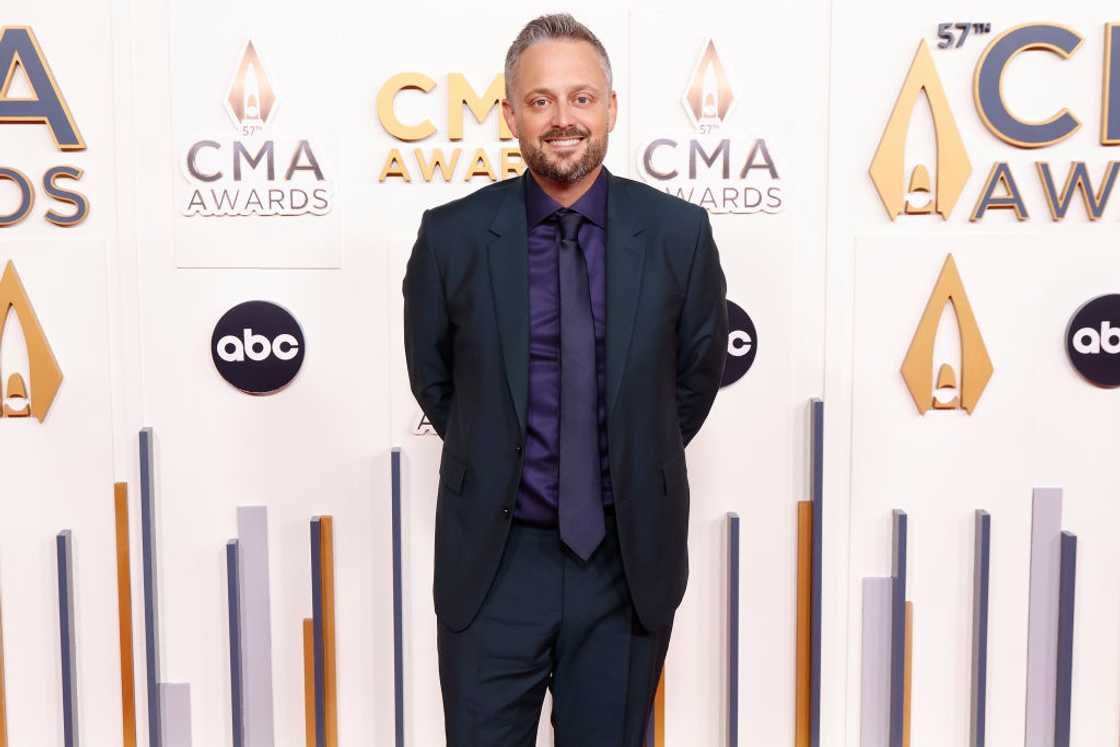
[540,127,589,140]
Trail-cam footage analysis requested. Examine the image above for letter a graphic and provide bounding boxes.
[0,26,84,150]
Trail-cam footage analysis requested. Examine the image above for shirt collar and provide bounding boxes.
[524,167,609,229]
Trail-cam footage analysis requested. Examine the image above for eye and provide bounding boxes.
[575,94,592,105]
[532,98,549,107]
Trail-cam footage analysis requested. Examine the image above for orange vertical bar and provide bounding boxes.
[654,666,666,747]
[114,482,137,747]
[319,516,338,747]
[903,602,913,747]
[0,587,7,747]
[794,501,813,747]
[303,619,315,747]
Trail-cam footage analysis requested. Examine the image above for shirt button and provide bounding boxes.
[502,507,512,517]
[514,445,523,455]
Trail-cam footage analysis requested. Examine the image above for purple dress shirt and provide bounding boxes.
[515,169,614,525]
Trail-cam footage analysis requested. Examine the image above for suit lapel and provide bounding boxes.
[605,172,647,417]
[487,176,530,436]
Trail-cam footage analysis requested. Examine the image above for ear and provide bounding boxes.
[502,99,520,139]
[607,90,618,133]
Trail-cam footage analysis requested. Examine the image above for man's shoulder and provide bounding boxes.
[610,172,707,225]
[422,177,519,232]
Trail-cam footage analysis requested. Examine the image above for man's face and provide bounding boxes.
[503,39,617,184]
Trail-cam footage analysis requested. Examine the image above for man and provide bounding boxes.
[403,13,728,746]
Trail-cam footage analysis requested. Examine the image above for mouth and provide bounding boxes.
[543,135,586,151]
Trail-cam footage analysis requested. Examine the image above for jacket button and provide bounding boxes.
[514,445,522,455]
[502,506,512,516]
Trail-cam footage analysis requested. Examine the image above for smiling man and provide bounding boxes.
[403,14,728,746]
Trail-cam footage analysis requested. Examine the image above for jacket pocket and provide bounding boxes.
[439,451,468,495]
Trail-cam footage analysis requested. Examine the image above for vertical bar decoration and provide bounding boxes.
[970,510,991,747]
[302,619,315,747]
[889,511,908,747]
[902,603,913,747]
[1054,531,1077,747]
[795,502,812,747]
[226,541,244,747]
[860,578,892,747]
[654,667,666,747]
[114,483,138,747]
[320,517,338,747]
[721,515,739,747]
[237,507,275,747]
[0,589,6,747]
[310,520,325,747]
[809,398,824,747]
[57,530,79,747]
[139,427,163,747]
[391,448,405,747]
[310,517,339,747]
[159,683,192,747]
[727,512,740,747]
[1025,488,1062,747]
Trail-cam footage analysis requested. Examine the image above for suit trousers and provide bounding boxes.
[437,513,673,747]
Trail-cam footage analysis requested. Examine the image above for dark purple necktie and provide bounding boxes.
[554,208,606,561]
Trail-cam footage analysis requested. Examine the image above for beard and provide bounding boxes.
[520,125,608,184]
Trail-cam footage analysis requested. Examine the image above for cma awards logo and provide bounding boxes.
[635,40,783,215]
[0,26,90,228]
[873,23,1120,222]
[901,255,992,414]
[376,72,525,183]
[180,41,333,217]
[0,261,63,421]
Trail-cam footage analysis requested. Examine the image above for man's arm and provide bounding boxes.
[676,210,729,447]
[403,210,453,438]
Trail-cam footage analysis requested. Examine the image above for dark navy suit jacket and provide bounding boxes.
[403,168,728,632]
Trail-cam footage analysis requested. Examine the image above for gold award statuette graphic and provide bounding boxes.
[869,40,972,220]
[901,255,992,415]
[0,260,62,421]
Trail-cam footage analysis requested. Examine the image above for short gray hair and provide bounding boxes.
[504,14,613,101]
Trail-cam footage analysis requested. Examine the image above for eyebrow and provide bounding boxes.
[522,85,601,100]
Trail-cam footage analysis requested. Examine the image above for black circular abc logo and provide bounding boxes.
[1067,294,1120,388]
[721,300,757,388]
[211,301,305,395]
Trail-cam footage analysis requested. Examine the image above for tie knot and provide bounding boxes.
[553,208,584,243]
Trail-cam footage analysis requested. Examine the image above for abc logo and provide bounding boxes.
[1066,294,1120,388]
[720,300,757,388]
[211,301,305,394]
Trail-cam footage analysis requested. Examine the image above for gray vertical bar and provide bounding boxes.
[227,541,244,747]
[391,448,405,747]
[237,507,275,747]
[861,578,892,747]
[1026,487,1063,747]
[139,427,163,747]
[310,518,325,747]
[57,530,79,747]
[1054,531,1076,747]
[970,510,991,747]
[727,512,740,747]
[809,398,823,747]
[889,510,907,747]
[159,683,192,747]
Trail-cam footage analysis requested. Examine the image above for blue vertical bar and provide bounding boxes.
[57,531,78,747]
[970,510,991,747]
[310,518,325,747]
[391,448,405,747]
[727,512,739,747]
[227,541,244,747]
[809,398,824,747]
[889,510,908,747]
[1054,531,1076,747]
[139,427,162,747]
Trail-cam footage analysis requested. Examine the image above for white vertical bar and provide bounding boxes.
[237,507,275,747]
[861,578,893,747]
[159,683,192,747]
[1025,487,1062,747]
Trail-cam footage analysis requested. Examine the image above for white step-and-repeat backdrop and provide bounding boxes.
[3,0,1119,744]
